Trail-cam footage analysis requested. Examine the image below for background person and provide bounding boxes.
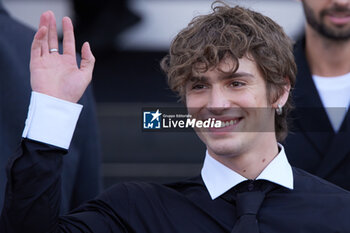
[284,0,350,191]
[0,1,101,213]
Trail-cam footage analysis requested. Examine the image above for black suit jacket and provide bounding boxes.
[0,2,101,212]
[284,37,350,190]
[1,139,350,233]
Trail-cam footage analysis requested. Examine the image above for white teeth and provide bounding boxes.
[216,119,239,128]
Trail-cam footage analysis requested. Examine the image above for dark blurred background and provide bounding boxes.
[3,0,305,189]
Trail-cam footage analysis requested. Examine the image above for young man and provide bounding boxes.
[1,2,350,233]
[284,0,350,191]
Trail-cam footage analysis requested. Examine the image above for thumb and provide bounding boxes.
[80,42,95,79]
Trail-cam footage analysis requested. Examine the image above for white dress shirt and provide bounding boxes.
[201,145,294,200]
[22,91,82,149]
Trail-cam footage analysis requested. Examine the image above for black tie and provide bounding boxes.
[222,180,276,233]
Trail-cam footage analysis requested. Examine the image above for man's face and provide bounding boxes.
[302,0,350,40]
[185,56,276,158]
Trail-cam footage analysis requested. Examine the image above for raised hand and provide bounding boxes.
[30,11,95,103]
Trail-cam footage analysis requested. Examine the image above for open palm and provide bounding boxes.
[30,11,95,103]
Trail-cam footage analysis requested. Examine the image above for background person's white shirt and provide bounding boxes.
[312,73,350,132]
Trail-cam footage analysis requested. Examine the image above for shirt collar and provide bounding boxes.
[201,143,294,200]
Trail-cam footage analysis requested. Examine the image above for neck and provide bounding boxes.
[305,25,350,77]
[208,132,279,180]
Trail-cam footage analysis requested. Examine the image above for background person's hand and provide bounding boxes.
[30,11,95,103]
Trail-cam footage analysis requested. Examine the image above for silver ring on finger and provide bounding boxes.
[49,48,59,53]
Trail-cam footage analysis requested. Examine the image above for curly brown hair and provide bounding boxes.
[160,1,296,141]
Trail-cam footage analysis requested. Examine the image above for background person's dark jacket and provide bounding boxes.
[284,37,350,191]
[0,2,101,213]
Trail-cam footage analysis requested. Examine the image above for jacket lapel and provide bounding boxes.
[315,112,350,178]
[292,38,334,155]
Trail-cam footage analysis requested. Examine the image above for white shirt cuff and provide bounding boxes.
[22,91,83,149]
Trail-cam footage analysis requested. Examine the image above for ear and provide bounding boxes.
[272,77,291,108]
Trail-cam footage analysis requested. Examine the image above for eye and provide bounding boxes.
[192,84,207,90]
[230,81,245,87]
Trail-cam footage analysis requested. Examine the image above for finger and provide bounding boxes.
[38,11,50,55]
[62,16,76,56]
[80,42,95,79]
[38,11,50,28]
[31,26,48,60]
[48,11,59,52]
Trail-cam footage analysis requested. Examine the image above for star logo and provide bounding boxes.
[150,109,162,122]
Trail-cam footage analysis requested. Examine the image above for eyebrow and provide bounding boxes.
[190,72,255,82]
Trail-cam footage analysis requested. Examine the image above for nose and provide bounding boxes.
[207,87,230,114]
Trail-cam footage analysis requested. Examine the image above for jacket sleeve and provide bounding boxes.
[0,139,129,233]
[0,139,65,233]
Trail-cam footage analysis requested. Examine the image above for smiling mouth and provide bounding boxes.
[215,118,241,128]
[203,117,243,133]
[326,12,350,24]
